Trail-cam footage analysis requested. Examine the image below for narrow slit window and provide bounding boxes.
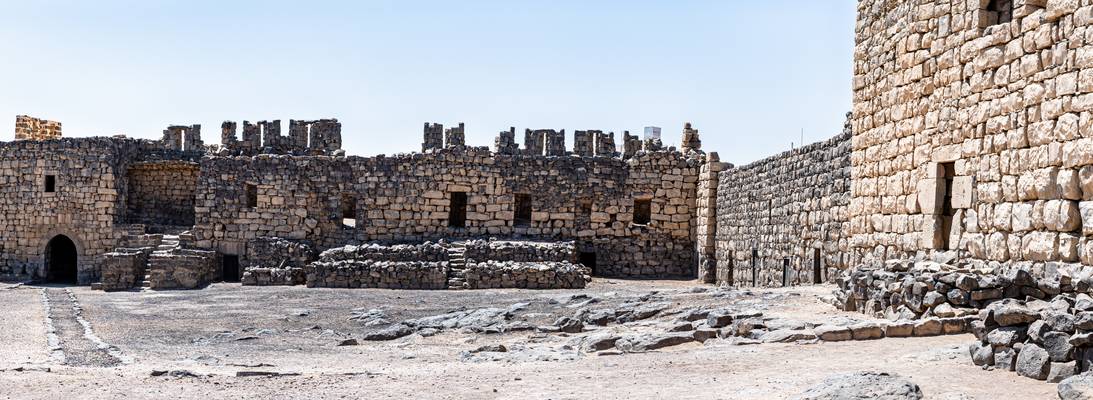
[633,198,651,225]
[341,193,357,228]
[245,184,258,208]
[449,192,467,228]
[514,193,532,227]
[44,175,56,193]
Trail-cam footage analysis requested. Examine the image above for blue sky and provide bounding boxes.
[0,1,855,164]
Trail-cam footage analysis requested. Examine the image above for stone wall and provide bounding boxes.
[14,115,61,141]
[305,242,450,289]
[463,261,589,289]
[217,118,342,156]
[851,0,1093,272]
[99,249,150,291]
[463,240,575,263]
[714,126,852,287]
[193,128,707,278]
[126,161,199,226]
[239,237,316,286]
[147,249,218,289]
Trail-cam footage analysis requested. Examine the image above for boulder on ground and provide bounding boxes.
[1059,372,1093,400]
[792,371,923,400]
[1016,343,1051,380]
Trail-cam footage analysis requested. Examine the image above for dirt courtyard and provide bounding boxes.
[0,279,1056,399]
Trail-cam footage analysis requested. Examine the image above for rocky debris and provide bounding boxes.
[1051,362,1080,383]
[792,372,923,400]
[1060,372,1093,400]
[814,325,852,342]
[615,302,670,323]
[552,316,584,333]
[348,309,389,326]
[361,324,413,341]
[615,333,696,352]
[235,371,301,378]
[468,344,508,353]
[336,338,359,346]
[1015,343,1051,380]
[405,305,521,333]
[150,370,204,378]
[463,261,590,290]
[705,310,734,328]
[759,329,817,343]
[582,334,621,352]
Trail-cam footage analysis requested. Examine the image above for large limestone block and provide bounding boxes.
[918,178,945,215]
[952,176,976,209]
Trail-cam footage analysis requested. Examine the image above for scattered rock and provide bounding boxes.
[1059,372,1093,400]
[814,325,852,342]
[760,329,817,343]
[792,371,923,400]
[362,324,414,341]
[337,338,359,346]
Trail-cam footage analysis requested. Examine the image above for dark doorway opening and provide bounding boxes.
[782,257,790,287]
[449,192,467,228]
[45,235,78,284]
[514,193,532,227]
[750,249,758,286]
[579,251,597,275]
[940,162,956,250]
[813,248,822,284]
[222,255,240,283]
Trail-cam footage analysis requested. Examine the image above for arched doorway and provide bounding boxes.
[45,235,78,284]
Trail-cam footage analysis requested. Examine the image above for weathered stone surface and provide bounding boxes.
[814,325,852,342]
[792,372,923,400]
[1016,344,1051,380]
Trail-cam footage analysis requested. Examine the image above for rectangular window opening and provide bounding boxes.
[245,184,258,208]
[449,192,467,228]
[633,198,651,225]
[341,193,357,228]
[514,193,532,227]
[987,0,1013,25]
[44,175,56,193]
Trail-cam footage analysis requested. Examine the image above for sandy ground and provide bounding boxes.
[0,280,1058,399]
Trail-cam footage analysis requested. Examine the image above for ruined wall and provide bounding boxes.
[126,161,199,226]
[852,0,1093,270]
[14,115,61,141]
[218,119,342,156]
[193,145,705,278]
[715,128,852,287]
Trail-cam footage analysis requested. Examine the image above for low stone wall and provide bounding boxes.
[317,242,449,263]
[305,260,448,289]
[241,237,316,286]
[99,249,150,291]
[242,267,305,286]
[463,261,589,289]
[148,249,217,289]
[463,240,575,263]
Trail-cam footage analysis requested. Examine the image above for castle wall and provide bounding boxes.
[714,127,852,287]
[0,139,138,283]
[852,0,1093,270]
[126,161,199,226]
[192,148,704,278]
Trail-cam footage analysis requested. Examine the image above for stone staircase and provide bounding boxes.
[446,242,468,289]
[140,233,181,289]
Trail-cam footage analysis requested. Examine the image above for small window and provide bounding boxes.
[579,198,592,217]
[633,198,651,225]
[514,193,532,227]
[341,193,357,228]
[449,192,467,228]
[44,175,56,193]
[987,0,1013,25]
[244,184,258,208]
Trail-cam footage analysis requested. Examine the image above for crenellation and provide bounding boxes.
[423,122,443,152]
[573,130,594,157]
[594,131,616,157]
[544,129,566,156]
[494,127,518,155]
[14,115,62,141]
[444,122,465,148]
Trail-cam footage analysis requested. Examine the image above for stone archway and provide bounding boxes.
[45,235,78,284]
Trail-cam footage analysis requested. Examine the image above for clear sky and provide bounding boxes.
[0,0,855,165]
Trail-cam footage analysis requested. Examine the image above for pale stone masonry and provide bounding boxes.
[14,115,61,141]
[852,0,1093,269]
